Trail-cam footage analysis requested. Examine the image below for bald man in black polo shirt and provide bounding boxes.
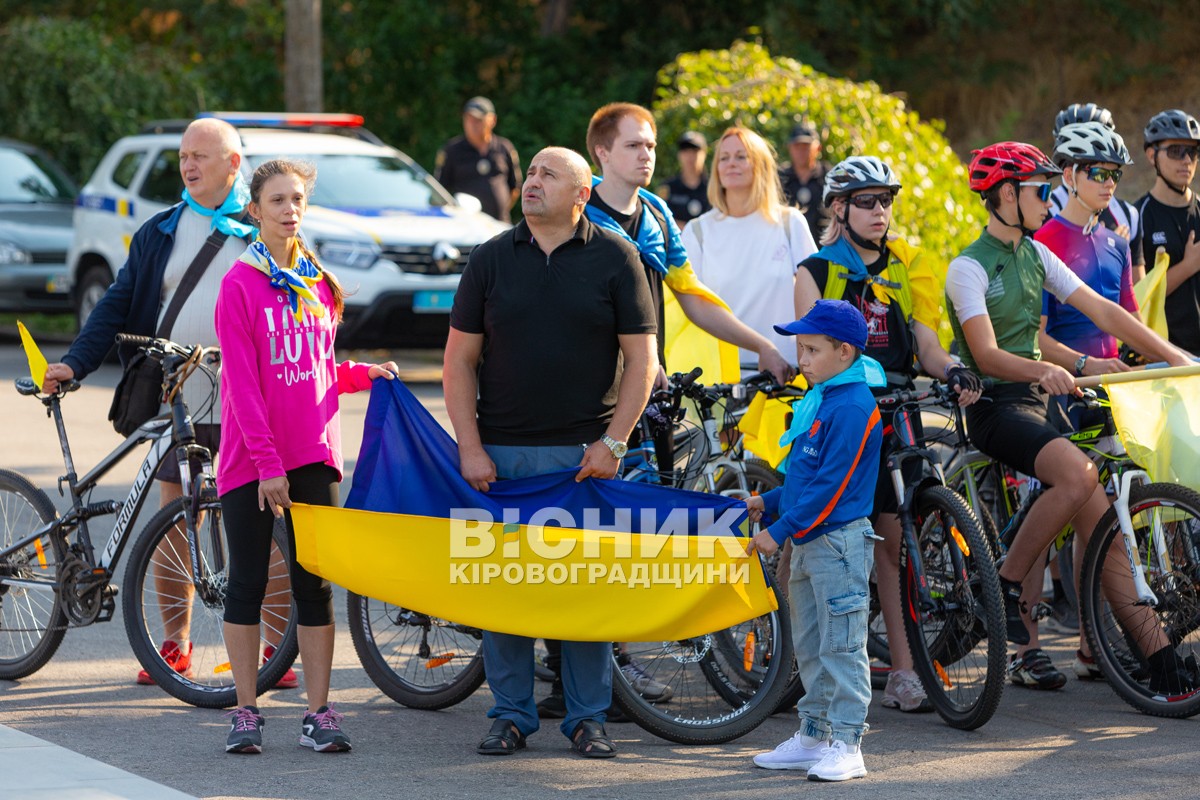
[445,146,656,759]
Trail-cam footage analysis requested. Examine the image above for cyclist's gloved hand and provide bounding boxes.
[946,364,984,395]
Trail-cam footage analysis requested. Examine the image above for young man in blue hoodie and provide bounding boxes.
[746,299,883,782]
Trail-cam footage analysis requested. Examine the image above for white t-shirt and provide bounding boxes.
[157,209,244,420]
[945,238,1085,323]
[681,206,817,365]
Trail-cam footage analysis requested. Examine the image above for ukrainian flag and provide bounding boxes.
[290,380,777,642]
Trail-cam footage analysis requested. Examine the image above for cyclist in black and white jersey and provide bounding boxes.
[1048,103,1145,281]
[1135,108,1200,353]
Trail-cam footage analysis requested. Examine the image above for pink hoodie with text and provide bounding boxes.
[214,260,374,495]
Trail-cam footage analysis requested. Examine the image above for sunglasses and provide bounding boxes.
[1083,166,1123,184]
[847,192,894,210]
[1159,144,1200,162]
[1019,182,1053,202]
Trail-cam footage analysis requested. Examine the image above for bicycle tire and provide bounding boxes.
[122,498,299,708]
[901,485,1005,730]
[347,592,485,710]
[0,469,67,680]
[611,577,792,744]
[1079,482,1200,718]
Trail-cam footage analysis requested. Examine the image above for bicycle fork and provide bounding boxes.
[1112,469,1162,607]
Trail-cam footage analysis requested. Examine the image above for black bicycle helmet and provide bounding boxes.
[1052,103,1114,138]
[1144,109,1200,146]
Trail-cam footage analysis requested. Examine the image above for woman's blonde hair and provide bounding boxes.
[249,158,344,321]
[820,197,847,246]
[708,126,785,222]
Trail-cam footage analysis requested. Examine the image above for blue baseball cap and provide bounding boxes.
[774,299,868,350]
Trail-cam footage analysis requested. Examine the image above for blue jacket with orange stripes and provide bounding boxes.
[760,381,882,546]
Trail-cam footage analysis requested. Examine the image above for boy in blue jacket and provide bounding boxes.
[746,299,883,782]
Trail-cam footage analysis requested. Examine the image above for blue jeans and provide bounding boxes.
[788,518,875,747]
[480,443,612,739]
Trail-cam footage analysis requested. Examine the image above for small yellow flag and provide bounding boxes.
[1134,250,1171,340]
[16,321,48,391]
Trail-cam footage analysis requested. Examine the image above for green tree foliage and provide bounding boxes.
[0,17,204,180]
[654,42,984,275]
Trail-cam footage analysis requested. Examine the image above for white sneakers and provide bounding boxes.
[753,732,867,781]
[752,730,830,770]
[807,740,867,782]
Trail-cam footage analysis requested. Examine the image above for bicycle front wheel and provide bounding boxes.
[122,498,299,708]
[901,485,1005,730]
[1079,482,1200,718]
[346,592,485,709]
[611,577,792,744]
[0,469,66,680]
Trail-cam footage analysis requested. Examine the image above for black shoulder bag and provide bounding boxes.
[108,230,229,436]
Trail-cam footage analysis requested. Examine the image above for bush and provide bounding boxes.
[0,17,204,180]
[653,41,984,278]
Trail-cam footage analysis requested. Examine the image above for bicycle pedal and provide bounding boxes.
[96,593,116,623]
[1031,601,1052,622]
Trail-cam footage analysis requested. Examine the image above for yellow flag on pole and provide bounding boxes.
[16,321,48,391]
[1134,250,1171,340]
[1105,372,1200,489]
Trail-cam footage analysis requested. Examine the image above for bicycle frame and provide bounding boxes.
[3,352,218,598]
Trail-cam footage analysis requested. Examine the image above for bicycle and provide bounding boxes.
[948,387,1200,717]
[607,369,793,743]
[876,381,1007,730]
[0,334,298,707]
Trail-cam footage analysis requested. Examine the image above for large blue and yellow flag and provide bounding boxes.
[290,380,777,642]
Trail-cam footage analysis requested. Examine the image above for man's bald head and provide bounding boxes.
[179,118,243,208]
[183,118,243,160]
[522,147,593,223]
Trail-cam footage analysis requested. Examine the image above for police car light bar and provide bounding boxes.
[198,112,365,128]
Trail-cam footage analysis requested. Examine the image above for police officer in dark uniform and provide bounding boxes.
[656,131,710,227]
[778,121,831,239]
[434,96,522,223]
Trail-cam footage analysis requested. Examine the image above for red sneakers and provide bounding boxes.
[264,645,299,690]
[136,639,193,685]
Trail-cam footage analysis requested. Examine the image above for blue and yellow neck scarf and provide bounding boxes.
[242,236,326,323]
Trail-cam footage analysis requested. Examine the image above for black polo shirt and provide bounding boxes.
[434,134,521,223]
[779,161,830,239]
[450,216,657,446]
[1137,192,1200,352]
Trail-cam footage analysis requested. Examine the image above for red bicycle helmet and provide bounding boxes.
[968,142,1062,192]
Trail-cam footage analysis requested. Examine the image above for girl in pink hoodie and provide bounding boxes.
[216,158,397,755]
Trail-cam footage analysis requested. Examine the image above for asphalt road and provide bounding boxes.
[0,339,1195,800]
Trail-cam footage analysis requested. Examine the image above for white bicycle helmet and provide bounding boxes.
[823,156,901,206]
[1053,122,1133,167]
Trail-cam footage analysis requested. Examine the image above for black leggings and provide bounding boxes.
[221,462,339,627]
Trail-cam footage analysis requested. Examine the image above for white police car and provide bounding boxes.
[68,113,508,347]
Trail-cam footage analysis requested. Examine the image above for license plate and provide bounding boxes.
[413,290,453,313]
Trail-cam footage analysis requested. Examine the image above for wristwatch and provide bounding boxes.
[600,434,628,459]
[1074,354,1089,377]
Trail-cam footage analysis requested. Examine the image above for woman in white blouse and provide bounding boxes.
[682,126,817,370]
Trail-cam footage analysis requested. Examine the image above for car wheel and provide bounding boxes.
[75,265,113,331]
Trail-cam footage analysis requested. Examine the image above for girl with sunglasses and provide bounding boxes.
[1048,104,1144,280]
[1037,123,1139,384]
[792,156,984,715]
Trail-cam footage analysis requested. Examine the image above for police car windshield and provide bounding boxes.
[247,153,452,212]
[0,145,76,204]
